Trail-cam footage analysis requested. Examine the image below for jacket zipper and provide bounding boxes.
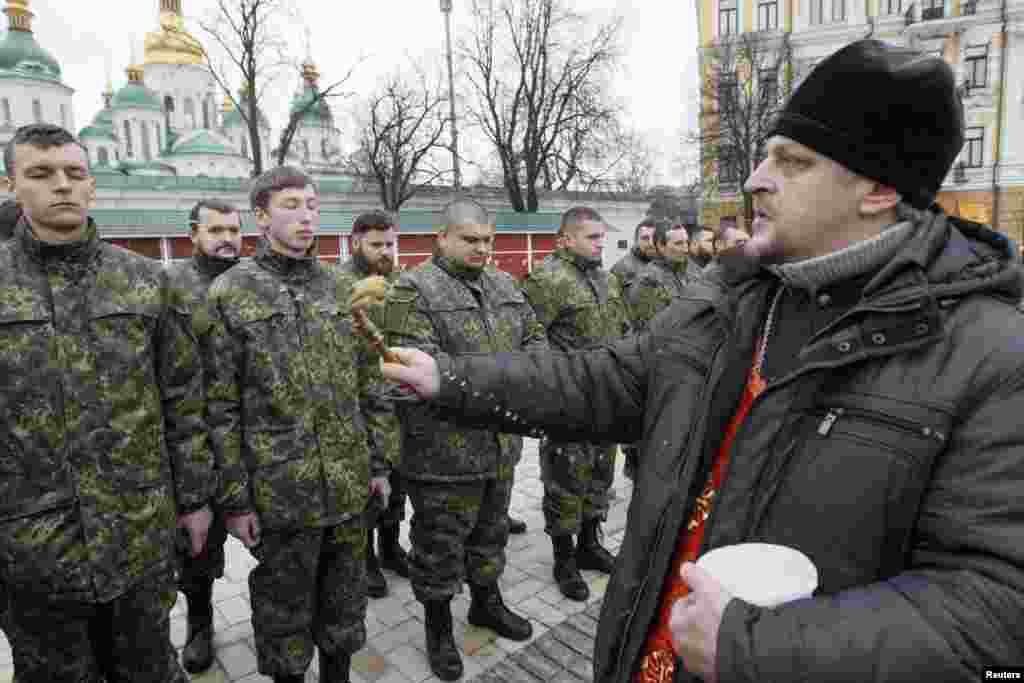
[816,406,947,443]
[611,342,721,683]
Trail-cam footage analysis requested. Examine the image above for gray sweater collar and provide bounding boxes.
[769,221,914,294]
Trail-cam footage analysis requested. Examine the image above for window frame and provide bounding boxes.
[758,0,779,30]
[964,126,984,168]
[719,0,739,37]
[964,45,988,89]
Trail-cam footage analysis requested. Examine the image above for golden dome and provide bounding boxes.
[144,1,205,66]
[221,93,232,113]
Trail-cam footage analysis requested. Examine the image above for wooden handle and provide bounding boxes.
[352,308,405,366]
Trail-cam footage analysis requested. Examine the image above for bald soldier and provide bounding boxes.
[385,199,546,680]
[521,207,630,602]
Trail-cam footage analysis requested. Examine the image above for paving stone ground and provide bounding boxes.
[0,439,633,682]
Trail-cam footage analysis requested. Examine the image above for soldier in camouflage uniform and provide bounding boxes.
[386,199,545,681]
[0,124,211,682]
[338,210,412,599]
[204,167,397,683]
[522,206,629,602]
[165,199,243,674]
[610,217,656,290]
[0,198,16,683]
[625,220,703,332]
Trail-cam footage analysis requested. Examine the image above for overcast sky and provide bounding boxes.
[26,0,699,185]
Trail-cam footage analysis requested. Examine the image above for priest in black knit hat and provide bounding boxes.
[378,39,1024,683]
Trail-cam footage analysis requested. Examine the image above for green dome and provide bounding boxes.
[0,29,63,83]
[119,159,176,175]
[289,85,333,125]
[111,82,162,112]
[168,130,237,157]
[78,107,115,140]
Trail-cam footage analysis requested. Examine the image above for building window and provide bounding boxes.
[759,68,779,105]
[964,127,984,167]
[202,99,211,129]
[2,98,10,125]
[758,0,778,29]
[965,45,988,89]
[832,0,846,21]
[719,0,738,36]
[157,126,163,154]
[302,139,310,162]
[32,99,42,123]
[141,121,152,161]
[60,104,68,129]
[184,97,196,128]
[922,0,944,19]
[719,74,738,116]
[719,146,740,184]
[809,0,824,23]
[241,134,248,158]
[886,0,902,13]
[98,147,110,166]
[124,121,134,158]
[164,95,175,114]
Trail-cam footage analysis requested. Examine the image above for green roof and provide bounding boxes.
[111,82,162,112]
[0,29,63,83]
[168,131,238,157]
[79,106,116,140]
[118,159,176,175]
[290,84,334,125]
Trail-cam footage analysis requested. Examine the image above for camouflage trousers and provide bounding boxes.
[540,439,617,536]
[5,569,186,683]
[405,471,514,602]
[377,469,407,529]
[248,518,367,677]
[176,509,228,593]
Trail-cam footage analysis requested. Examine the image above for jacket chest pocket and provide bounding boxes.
[434,306,488,351]
[754,394,951,591]
[0,310,52,394]
[89,301,159,369]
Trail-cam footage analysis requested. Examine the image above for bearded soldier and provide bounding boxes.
[521,206,629,602]
[0,124,211,682]
[386,199,546,680]
[610,218,657,291]
[338,210,411,599]
[204,167,397,683]
[625,221,703,333]
[165,199,243,674]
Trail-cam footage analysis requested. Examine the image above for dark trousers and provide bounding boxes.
[540,439,617,536]
[176,510,228,593]
[6,570,185,683]
[405,476,513,602]
[248,519,367,677]
[376,469,407,529]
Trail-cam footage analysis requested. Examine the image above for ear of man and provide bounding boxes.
[860,184,902,217]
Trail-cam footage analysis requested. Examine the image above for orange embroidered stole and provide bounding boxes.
[634,353,766,683]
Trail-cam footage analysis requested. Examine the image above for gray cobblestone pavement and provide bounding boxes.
[0,439,632,682]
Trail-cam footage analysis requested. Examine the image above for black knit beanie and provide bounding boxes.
[769,39,964,210]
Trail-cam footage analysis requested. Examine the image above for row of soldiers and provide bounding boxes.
[0,121,683,683]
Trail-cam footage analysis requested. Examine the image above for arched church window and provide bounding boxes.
[2,98,10,125]
[241,134,248,158]
[202,99,211,129]
[141,121,152,161]
[124,121,134,158]
[321,137,329,158]
[184,97,196,128]
[98,147,110,166]
[303,139,310,162]
[60,104,68,129]
[32,99,42,123]
[164,95,175,113]
[157,126,163,154]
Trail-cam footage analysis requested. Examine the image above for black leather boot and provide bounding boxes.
[550,534,589,601]
[366,528,388,598]
[423,599,463,680]
[377,523,411,578]
[181,579,215,674]
[576,518,617,574]
[318,649,352,683]
[507,515,527,534]
[273,675,305,683]
[467,582,532,641]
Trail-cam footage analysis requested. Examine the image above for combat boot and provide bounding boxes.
[181,579,215,674]
[318,649,352,683]
[423,599,463,680]
[507,515,527,534]
[576,518,617,574]
[467,582,532,641]
[366,529,388,598]
[377,523,411,578]
[273,676,305,683]
[551,534,589,601]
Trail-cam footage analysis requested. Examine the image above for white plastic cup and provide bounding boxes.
[695,543,819,608]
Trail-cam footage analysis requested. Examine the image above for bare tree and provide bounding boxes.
[347,69,450,211]
[694,32,792,224]
[462,0,623,212]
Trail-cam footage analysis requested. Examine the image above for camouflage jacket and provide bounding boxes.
[166,252,240,311]
[204,243,397,530]
[523,248,630,352]
[610,247,651,289]
[337,253,375,279]
[386,256,548,482]
[0,219,213,602]
[625,256,703,332]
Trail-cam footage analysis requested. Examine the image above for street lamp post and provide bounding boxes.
[440,0,462,190]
